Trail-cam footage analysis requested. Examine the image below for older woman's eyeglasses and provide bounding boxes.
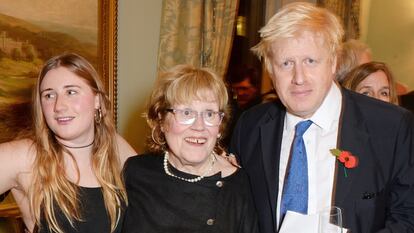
[166,108,224,126]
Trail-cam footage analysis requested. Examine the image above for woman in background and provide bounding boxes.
[122,64,258,233]
[342,61,399,105]
[0,53,136,233]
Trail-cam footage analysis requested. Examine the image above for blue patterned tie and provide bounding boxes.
[280,120,312,221]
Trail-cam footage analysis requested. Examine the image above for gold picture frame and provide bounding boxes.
[98,0,119,122]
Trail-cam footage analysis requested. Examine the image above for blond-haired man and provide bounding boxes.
[230,2,414,233]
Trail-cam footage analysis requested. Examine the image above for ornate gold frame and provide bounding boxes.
[98,0,119,123]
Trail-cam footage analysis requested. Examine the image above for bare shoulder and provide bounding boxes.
[115,133,137,166]
[215,154,238,177]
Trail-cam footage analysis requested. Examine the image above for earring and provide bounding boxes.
[95,108,102,124]
[151,126,166,146]
[217,133,221,139]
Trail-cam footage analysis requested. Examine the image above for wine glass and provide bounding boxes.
[318,206,343,233]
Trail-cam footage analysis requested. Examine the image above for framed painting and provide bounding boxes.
[0,0,118,142]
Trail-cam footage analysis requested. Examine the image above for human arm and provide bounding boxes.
[116,133,137,167]
[0,139,33,194]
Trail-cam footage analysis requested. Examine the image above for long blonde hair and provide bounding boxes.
[29,53,126,233]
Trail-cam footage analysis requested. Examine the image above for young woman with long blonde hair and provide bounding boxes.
[0,53,136,233]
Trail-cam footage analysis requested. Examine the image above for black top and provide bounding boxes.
[122,153,259,233]
[38,186,123,233]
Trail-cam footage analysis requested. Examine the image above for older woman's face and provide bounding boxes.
[163,97,221,169]
[356,71,390,103]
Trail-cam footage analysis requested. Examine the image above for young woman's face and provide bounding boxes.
[356,71,391,103]
[40,67,99,146]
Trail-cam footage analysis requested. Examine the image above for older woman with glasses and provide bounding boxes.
[121,64,259,233]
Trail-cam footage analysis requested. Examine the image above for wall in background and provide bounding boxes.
[364,0,414,91]
[118,1,162,152]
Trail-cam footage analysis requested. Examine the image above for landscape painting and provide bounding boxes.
[0,0,117,142]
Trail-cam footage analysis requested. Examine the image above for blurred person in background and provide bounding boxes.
[342,61,399,105]
[336,39,372,83]
[229,65,261,110]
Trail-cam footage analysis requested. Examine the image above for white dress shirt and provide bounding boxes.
[277,82,342,226]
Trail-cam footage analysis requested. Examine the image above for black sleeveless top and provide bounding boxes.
[37,186,123,233]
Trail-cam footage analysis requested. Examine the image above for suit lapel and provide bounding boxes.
[333,90,369,206]
[259,103,285,229]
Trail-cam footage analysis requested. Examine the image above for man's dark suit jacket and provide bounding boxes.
[230,88,414,233]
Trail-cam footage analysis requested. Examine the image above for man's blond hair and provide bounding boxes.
[251,2,344,74]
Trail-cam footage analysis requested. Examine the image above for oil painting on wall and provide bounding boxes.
[0,0,117,142]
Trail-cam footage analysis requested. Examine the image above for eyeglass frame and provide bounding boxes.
[165,108,225,126]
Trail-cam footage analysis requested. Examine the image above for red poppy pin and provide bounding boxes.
[330,149,358,177]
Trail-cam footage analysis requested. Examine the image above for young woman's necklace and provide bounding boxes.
[61,139,95,149]
[163,151,216,183]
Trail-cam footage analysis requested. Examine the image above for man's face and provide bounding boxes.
[232,78,258,108]
[269,31,336,118]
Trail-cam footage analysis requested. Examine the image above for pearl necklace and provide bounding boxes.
[163,151,216,183]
